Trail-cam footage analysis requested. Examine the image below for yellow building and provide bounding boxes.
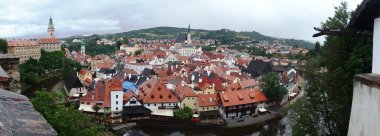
[174,85,198,111]
[7,40,41,64]
[120,44,140,55]
[197,94,220,120]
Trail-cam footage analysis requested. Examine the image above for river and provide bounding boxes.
[118,115,292,136]
[21,75,62,97]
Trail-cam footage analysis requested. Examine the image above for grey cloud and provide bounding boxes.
[0,0,363,42]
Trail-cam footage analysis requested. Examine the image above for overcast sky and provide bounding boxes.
[0,0,362,42]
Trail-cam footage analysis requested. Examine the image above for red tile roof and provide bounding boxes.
[219,88,267,107]
[7,40,41,47]
[38,38,60,44]
[123,91,137,103]
[198,94,218,107]
[239,79,257,89]
[174,85,197,100]
[137,78,179,103]
[225,83,242,92]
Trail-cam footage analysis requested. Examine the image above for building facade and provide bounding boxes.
[7,40,41,64]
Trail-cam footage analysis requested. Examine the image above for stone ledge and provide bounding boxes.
[354,73,380,89]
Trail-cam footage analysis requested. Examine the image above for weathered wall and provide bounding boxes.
[348,74,380,136]
[0,89,57,136]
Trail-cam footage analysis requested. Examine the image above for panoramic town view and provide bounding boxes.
[0,0,379,136]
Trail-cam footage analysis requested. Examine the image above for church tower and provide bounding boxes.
[48,16,55,38]
[185,24,191,44]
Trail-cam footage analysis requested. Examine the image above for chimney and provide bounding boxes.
[191,75,195,81]
[209,97,212,103]
[77,71,79,77]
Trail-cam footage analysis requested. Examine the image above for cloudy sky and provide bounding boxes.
[0,0,362,42]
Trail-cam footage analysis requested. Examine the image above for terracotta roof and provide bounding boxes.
[110,79,123,91]
[7,40,41,47]
[225,83,242,92]
[122,68,138,74]
[103,81,111,107]
[198,94,218,107]
[239,79,257,89]
[210,75,224,92]
[79,69,89,76]
[137,78,179,103]
[123,90,137,103]
[219,88,267,107]
[96,62,113,69]
[38,38,60,44]
[174,85,197,100]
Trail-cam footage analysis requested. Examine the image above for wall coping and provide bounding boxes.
[355,73,380,89]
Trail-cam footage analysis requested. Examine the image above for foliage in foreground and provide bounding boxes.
[31,90,106,136]
[288,2,372,136]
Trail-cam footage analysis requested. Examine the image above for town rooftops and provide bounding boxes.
[219,88,267,107]
[63,72,84,91]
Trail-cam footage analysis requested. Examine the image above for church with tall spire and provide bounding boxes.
[38,16,61,52]
[185,24,192,44]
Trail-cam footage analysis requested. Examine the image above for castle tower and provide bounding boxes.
[185,24,191,44]
[48,16,55,38]
[81,43,85,57]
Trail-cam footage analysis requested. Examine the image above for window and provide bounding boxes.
[154,104,156,106]
[203,108,205,110]
[116,95,118,98]
[192,98,194,100]
[214,107,216,109]
[194,103,196,105]
[87,102,90,105]
[116,101,118,105]
[148,104,150,106]
[130,101,136,104]
[207,107,209,110]
[116,107,118,110]
[81,102,84,104]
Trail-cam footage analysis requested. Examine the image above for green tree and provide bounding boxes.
[134,49,143,56]
[32,90,106,136]
[315,41,321,53]
[260,72,287,103]
[202,46,214,51]
[289,2,372,136]
[0,39,7,53]
[174,106,194,121]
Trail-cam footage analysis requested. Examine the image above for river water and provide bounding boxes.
[121,115,292,136]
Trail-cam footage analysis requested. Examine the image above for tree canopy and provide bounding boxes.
[289,2,372,136]
[174,106,194,121]
[0,39,7,53]
[20,50,83,84]
[260,72,287,102]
